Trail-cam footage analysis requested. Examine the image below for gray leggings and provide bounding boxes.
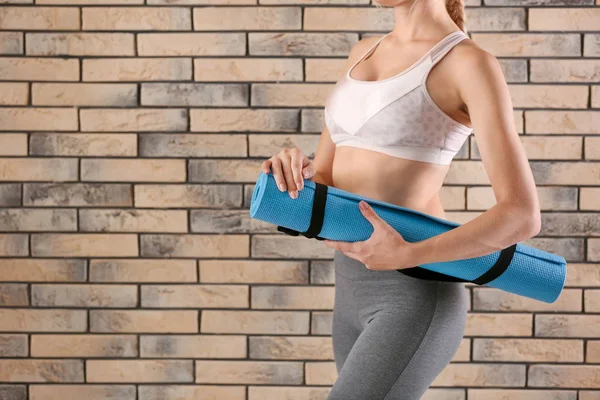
[330,250,468,400]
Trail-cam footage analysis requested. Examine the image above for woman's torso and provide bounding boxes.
[325,30,474,219]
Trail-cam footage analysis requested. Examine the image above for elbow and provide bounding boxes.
[519,206,542,241]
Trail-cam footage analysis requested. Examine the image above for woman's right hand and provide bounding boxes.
[261,147,316,199]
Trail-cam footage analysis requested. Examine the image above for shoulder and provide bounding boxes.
[451,37,503,79]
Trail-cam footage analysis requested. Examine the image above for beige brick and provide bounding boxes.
[0,32,23,54]
[249,32,357,56]
[82,159,185,182]
[30,133,137,157]
[581,188,600,210]
[139,386,244,400]
[0,158,77,182]
[87,360,193,383]
[80,209,187,233]
[190,108,298,132]
[470,33,580,57]
[199,260,307,283]
[0,259,86,282]
[195,58,302,81]
[536,315,600,337]
[0,108,77,131]
[585,137,600,160]
[526,111,600,134]
[189,159,261,182]
[195,360,303,384]
[0,184,21,206]
[303,8,389,31]
[0,234,28,256]
[31,334,137,357]
[134,184,242,208]
[252,286,334,310]
[473,288,582,312]
[201,310,309,334]
[38,0,142,3]
[588,341,600,362]
[248,134,319,158]
[31,234,138,257]
[593,85,600,108]
[24,184,132,207]
[0,83,28,105]
[249,336,333,360]
[305,361,336,385]
[82,7,191,30]
[310,260,334,285]
[584,34,600,57]
[252,235,333,259]
[438,186,466,210]
[0,360,83,382]
[529,365,600,388]
[305,58,349,82]
[26,33,134,56]
[565,263,600,287]
[30,385,135,400]
[138,32,245,56]
[590,239,600,261]
[468,389,576,400]
[0,309,86,332]
[90,259,196,283]
[530,9,600,31]
[0,209,76,231]
[141,83,247,106]
[252,83,329,106]
[465,313,532,336]
[80,109,187,132]
[248,386,330,400]
[530,162,600,185]
[433,364,526,387]
[464,8,526,31]
[90,310,198,333]
[0,284,28,306]
[142,285,248,308]
[32,83,136,106]
[311,311,332,335]
[509,84,588,108]
[31,284,137,308]
[531,59,600,82]
[467,186,577,211]
[139,134,247,157]
[0,134,27,155]
[473,338,583,362]
[0,335,27,357]
[585,290,600,312]
[193,7,300,30]
[581,391,600,400]
[83,58,191,81]
[0,7,79,30]
[141,234,249,258]
[140,334,246,358]
[0,57,78,81]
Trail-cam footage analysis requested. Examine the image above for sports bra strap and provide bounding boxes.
[429,31,469,66]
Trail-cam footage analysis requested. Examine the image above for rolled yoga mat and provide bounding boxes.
[249,171,567,304]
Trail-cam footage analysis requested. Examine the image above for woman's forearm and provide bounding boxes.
[407,202,541,267]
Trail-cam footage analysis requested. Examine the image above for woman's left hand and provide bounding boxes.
[323,200,418,271]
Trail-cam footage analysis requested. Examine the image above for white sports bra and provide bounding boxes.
[324,30,473,166]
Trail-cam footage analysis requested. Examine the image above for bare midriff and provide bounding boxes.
[331,146,450,220]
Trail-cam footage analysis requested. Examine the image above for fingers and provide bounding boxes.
[289,148,305,191]
[359,201,385,229]
[277,149,298,198]
[269,156,287,192]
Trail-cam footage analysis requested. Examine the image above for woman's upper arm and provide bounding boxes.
[311,36,381,186]
[457,47,541,219]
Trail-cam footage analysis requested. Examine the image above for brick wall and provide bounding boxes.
[0,1,599,399]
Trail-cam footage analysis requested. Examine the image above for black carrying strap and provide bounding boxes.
[397,243,517,285]
[277,182,517,286]
[277,181,328,241]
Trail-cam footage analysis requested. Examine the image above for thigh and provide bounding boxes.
[332,272,361,373]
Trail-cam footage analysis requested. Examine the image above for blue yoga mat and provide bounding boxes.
[250,171,567,303]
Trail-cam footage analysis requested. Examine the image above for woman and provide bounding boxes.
[260,0,541,397]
